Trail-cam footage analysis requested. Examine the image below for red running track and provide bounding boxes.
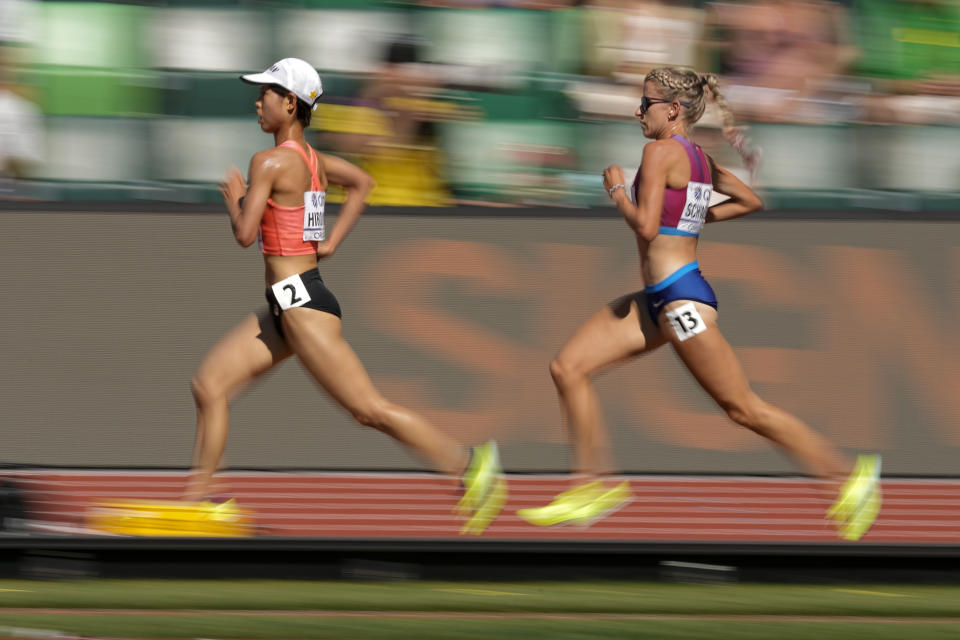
[6,471,960,543]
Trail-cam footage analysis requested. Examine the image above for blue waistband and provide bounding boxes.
[644,261,700,293]
[659,226,699,238]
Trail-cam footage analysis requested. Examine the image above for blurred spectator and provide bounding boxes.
[578,0,705,82]
[705,0,857,123]
[418,1,574,7]
[612,0,706,84]
[853,0,960,124]
[0,0,36,46]
[0,0,42,190]
[314,39,463,206]
[565,1,706,121]
[0,44,44,185]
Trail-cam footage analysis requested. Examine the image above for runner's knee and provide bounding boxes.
[721,395,770,433]
[550,356,586,390]
[190,374,223,408]
[350,398,393,431]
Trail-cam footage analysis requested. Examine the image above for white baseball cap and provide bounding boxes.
[240,58,323,111]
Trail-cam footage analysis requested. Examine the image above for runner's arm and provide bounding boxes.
[223,151,276,247]
[316,153,376,254]
[705,157,763,223]
[606,142,670,241]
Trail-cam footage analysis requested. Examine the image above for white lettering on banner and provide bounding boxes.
[303,190,326,242]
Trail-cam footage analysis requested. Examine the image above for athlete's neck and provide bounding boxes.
[658,123,687,141]
[273,123,306,148]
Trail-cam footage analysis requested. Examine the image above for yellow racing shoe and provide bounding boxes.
[456,440,507,534]
[461,475,508,536]
[518,480,631,527]
[827,454,882,541]
[570,481,632,527]
[517,481,602,527]
[839,483,882,541]
[203,498,242,523]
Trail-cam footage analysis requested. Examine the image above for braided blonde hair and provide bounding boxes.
[646,67,760,176]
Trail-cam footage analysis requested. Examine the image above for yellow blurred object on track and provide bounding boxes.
[86,498,255,537]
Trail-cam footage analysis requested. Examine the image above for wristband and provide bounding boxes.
[608,183,625,198]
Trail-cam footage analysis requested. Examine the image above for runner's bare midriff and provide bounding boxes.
[264,253,320,287]
[637,232,698,288]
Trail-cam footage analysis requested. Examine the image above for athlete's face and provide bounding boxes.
[636,80,675,139]
[255,85,293,132]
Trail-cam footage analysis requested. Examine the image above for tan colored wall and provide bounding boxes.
[2,210,957,474]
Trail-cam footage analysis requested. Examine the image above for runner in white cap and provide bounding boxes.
[186,58,506,535]
[240,58,324,111]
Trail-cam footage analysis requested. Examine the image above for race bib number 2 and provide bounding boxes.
[303,190,326,242]
[271,273,312,311]
[665,302,708,342]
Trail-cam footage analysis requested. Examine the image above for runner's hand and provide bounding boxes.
[219,166,247,209]
[315,240,336,260]
[602,165,626,194]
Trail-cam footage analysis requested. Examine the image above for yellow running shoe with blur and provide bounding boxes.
[827,454,882,541]
[839,482,882,541]
[518,480,632,527]
[570,481,632,527]
[456,440,507,535]
[461,475,508,536]
[517,481,601,527]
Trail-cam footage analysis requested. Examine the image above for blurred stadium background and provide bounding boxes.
[1,0,959,208]
[1,0,959,586]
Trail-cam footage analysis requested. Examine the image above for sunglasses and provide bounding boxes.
[639,96,692,115]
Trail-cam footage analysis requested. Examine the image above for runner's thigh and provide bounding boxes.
[280,307,384,412]
[555,292,668,375]
[660,300,751,404]
[194,308,292,398]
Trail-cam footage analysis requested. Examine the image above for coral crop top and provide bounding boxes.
[259,140,326,256]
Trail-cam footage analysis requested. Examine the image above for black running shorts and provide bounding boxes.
[264,267,342,337]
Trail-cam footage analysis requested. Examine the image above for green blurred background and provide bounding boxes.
[2,0,959,210]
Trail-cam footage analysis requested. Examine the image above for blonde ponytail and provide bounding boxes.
[646,67,762,180]
[703,74,761,180]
